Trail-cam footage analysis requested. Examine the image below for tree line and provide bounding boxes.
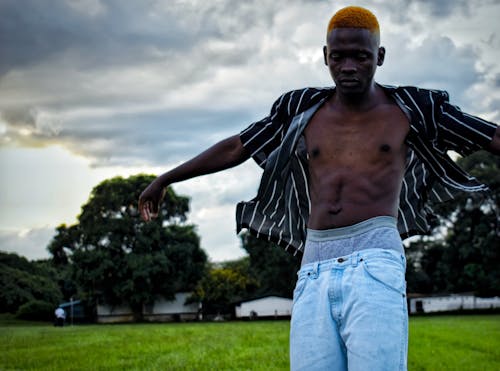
[1,151,498,321]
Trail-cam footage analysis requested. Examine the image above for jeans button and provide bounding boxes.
[337,258,344,263]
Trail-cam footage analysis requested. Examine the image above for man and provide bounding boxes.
[54,306,66,327]
[139,6,500,370]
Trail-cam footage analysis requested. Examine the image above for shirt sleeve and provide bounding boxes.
[239,92,289,168]
[436,91,498,156]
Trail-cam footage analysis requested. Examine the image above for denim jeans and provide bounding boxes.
[290,246,408,371]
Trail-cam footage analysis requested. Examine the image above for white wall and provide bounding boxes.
[97,303,132,316]
[96,292,200,322]
[152,292,199,314]
[410,295,500,313]
[235,296,292,318]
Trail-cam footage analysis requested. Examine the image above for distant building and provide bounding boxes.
[408,294,500,314]
[235,296,292,319]
[96,292,200,323]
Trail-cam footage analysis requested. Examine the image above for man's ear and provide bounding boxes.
[323,45,328,66]
[377,46,385,66]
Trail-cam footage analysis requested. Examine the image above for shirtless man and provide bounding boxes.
[139,6,500,371]
[305,26,409,230]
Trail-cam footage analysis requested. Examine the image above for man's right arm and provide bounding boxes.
[139,134,249,221]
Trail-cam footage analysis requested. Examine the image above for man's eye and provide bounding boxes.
[330,53,341,60]
[357,53,369,60]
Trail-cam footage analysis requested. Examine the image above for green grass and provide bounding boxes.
[0,315,498,370]
[408,315,500,371]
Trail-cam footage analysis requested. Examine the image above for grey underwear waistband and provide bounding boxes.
[302,216,403,266]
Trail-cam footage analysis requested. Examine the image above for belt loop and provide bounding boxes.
[351,253,359,267]
[313,262,319,278]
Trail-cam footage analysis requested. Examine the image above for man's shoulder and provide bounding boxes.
[381,84,449,102]
[280,86,333,100]
[276,86,333,115]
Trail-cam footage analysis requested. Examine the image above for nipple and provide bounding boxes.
[380,144,391,152]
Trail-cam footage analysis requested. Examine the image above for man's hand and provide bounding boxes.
[139,179,166,221]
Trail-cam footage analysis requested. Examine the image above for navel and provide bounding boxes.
[380,144,391,152]
[329,207,343,215]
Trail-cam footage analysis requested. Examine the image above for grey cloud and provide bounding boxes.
[410,0,472,17]
[378,35,481,109]
[1,107,37,128]
[485,98,500,121]
[378,0,495,23]
[0,106,62,139]
[0,1,76,75]
[0,2,150,76]
[1,0,496,167]
[217,184,260,205]
[0,227,54,260]
[494,74,500,87]
[51,107,256,167]
[484,32,498,48]
[0,0,269,133]
[0,0,275,77]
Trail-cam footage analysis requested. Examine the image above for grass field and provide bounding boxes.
[1,314,499,370]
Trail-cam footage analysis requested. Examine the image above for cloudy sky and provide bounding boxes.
[1,0,499,262]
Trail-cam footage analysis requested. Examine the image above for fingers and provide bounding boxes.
[149,201,159,219]
[139,200,159,222]
[139,199,152,222]
[139,196,149,221]
[138,183,163,222]
[139,200,149,221]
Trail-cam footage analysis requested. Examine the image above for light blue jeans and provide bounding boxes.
[290,218,408,371]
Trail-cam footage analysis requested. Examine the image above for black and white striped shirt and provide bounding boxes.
[236,85,498,255]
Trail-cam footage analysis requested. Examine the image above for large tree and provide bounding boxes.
[48,174,207,320]
[406,151,499,296]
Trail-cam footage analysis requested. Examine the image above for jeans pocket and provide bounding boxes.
[293,275,308,304]
[362,254,405,294]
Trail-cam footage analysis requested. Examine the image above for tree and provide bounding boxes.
[48,175,207,320]
[240,233,301,298]
[0,252,62,313]
[406,151,499,296]
[404,239,432,294]
[191,260,257,315]
[190,233,301,315]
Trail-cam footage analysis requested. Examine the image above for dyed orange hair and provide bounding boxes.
[327,6,380,38]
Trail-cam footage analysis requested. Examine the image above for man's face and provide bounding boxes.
[323,28,384,96]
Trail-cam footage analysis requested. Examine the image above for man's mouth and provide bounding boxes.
[339,79,360,87]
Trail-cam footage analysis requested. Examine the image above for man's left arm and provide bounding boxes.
[487,125,500,155]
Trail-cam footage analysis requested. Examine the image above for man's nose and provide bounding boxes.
[341,58,357,73]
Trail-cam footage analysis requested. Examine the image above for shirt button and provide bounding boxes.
[337,258,345,263]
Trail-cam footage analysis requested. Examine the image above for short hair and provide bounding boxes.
[327,6,380,39]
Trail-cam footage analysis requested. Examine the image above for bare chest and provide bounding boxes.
[304,104,409,167]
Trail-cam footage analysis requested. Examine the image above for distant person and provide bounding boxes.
[139,5,500,370]
[54,307,66,327]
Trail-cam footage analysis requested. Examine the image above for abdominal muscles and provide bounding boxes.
[307,162,405,230]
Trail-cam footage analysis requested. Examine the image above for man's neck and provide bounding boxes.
[331,82,381,112]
